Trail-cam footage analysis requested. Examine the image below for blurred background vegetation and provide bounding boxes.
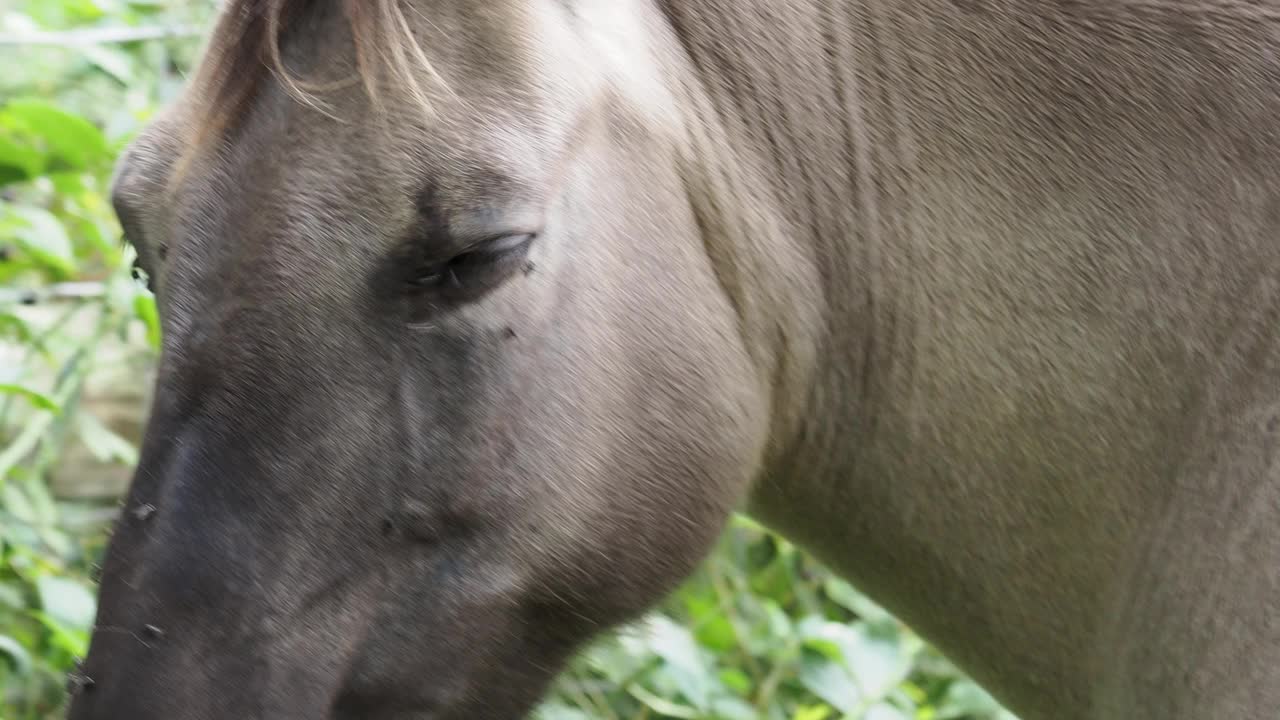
[0,2,1018,719]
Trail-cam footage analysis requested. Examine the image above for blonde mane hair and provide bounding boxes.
[173,0,441,182]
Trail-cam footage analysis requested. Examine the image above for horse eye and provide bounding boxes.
[409,267,445,288]
[131,257,156,294]
[478,232,535,256]
[408,233,535,291]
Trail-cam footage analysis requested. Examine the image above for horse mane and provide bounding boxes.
[174,0,438,180]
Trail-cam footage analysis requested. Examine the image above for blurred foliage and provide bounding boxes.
[0,2,210,717]
[0,2,1017,719]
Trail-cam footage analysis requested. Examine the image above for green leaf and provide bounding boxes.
[0,383,60,412]
[4,99,108,171]
[729,513,769,533]
[800,619,915,705]
[3,483,37,524]
[31,609,91,658]
[0,581,25,610]
[90,0,125,15]
[824,578,895,627]
[717,667,752,695]
[0,132,43,184]
[764,599,794,638]
[686,592,738,652]
[133,289,161,348]
[106,270,138,313]
[38,525,73,559]
[532,703,594,720]
[864,702,913,720]
[644,614,713,709]
[76,411,139,466]
[710,695,757,720]
[935,679,1010,719]
[0,633,33,676]
[79,198,124,256]
[22,476,58,527]
[792,705,834,720]
[627,683,700,719]
[35,576,96,632]
[798,655,860,714]
[0,312,33,343]
[80,45,136,85]
[584,635,648,683]
[3,204,76,276]
[50,171,89,197]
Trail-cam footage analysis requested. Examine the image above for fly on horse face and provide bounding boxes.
[73,0,1280,718]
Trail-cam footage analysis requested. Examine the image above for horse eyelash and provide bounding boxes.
[410,234,533,288]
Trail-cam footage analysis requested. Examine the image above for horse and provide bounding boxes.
[72,0,1280,718]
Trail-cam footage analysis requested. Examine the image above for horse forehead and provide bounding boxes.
[132,0,615,233]
[255,115,551,223]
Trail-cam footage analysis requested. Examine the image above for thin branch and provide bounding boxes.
[0,25,202,47]
[0,282,108,306]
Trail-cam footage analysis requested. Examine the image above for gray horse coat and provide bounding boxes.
[74,1,1280,719]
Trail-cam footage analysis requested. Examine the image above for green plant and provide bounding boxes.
[0,91,148,720]
[1,4,211,717]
